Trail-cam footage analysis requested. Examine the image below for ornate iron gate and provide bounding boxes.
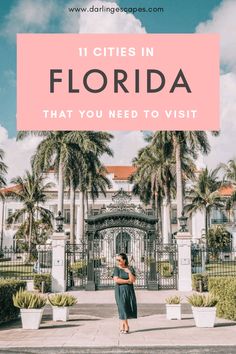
[66,239,178,290]
[66,189,178,290]
[91,227,149,289]
[156,243,178,290]
[65,242,88,289]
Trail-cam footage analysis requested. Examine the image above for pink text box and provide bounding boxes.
[17,34,219,131]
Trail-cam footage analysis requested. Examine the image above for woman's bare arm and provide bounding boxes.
[113,276,130,284]
[128,271,136,284]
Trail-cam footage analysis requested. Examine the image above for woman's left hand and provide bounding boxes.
[124,268,131,274]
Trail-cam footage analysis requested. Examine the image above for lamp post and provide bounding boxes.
[175,210,192,291]
[51,211,68,292]
[178,211,188,232]
[101,204,106,213]
[55,211,64,233]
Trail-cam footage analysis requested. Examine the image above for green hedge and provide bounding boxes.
[70,260,87,276]
[209,277,236,320]
[0,279,26,324]
[33,273,51,293]
[192,273,208,292]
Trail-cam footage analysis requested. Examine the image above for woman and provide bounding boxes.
[112,253,137,334]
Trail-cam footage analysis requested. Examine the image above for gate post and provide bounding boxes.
[51,231,69,293]
[85,231,96,291]
[175,231,192,291]
[147,231,158,290]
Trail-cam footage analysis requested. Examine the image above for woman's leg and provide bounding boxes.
[124,319,129,331]
[120,320,125,331]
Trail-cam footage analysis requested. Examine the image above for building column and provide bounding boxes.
[85,231,96,291]
[162,198,170,244]
[51,232,69,292]
[76,192,84,243]
[231,224,236,249]
[175,231,192,291]
[191,210,205,244]
[147,231,158,290]
[76,206,81,243]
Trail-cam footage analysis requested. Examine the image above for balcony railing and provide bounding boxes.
[211,217,229,224]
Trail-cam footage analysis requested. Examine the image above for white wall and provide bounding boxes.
[191,210,205,243]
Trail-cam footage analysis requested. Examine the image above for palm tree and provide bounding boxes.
[64,149,112,243]
[132,144,175,242]
[6,171,53,252]
[0,148,7,189]
[0,148,7,250]
[17,131,113,219]
[184,168,224,244]
[150,132,213,221]
[218,159,236,222]
[218,159,236,183]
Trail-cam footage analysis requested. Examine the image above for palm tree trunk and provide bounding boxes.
[70,182,75,244]
[28,212,33,254]
[0,197,5,250]
[175,140,183,220]
[78,191,85,240]
[205,209,208,246]
[58,156,64,214]
[154,191,158,229]
[81,191,85,240]
[163,197,171,244]
[157,205,163,242]
[167,198,172,243]
[85,190,89,219]
[205,208,209,264]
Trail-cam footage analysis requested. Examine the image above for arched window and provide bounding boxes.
[116,232,131,254]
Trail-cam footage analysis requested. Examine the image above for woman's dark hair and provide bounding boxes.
[119,253,129,266]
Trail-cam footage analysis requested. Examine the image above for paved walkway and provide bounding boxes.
[0,312,236,352]
[0,290,236,353]
[67,289,194,304]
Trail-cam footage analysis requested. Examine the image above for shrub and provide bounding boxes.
[48,293,77,307]
[0,279,27,324]
[70,260,87,277]
[165,296,181,304]
[13,288,46,309]
[187,293,218,307]
[208,277,236,320]
[207,225,231,253]
[192,273,208,292]
[157,261,173,277]
[34,273,51,293]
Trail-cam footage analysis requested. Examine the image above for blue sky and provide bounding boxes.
[0,0,222,137]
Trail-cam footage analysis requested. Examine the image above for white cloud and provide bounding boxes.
[60,0,82,33]
[102,131,146,165]
[0,126,145,183]
[196,0,236,72]
[0,125,42,183]
[195,0,236,168]
[1,0,145,38]
[61,0,145,33]
[204,72,236,168]
[1,0,57,40]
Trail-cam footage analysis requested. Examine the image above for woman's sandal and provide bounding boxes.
[124,327,130,334]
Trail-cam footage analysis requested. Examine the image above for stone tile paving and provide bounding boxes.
[0,313,236,349]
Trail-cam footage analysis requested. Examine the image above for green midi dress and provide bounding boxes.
[112,266,137,320]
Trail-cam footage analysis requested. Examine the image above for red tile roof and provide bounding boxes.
[0,184,22,195]
[0,166,137,193]
[218,185,235,197]
[105,166,136,180]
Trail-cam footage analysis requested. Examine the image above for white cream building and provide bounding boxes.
[0,165,235,249]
